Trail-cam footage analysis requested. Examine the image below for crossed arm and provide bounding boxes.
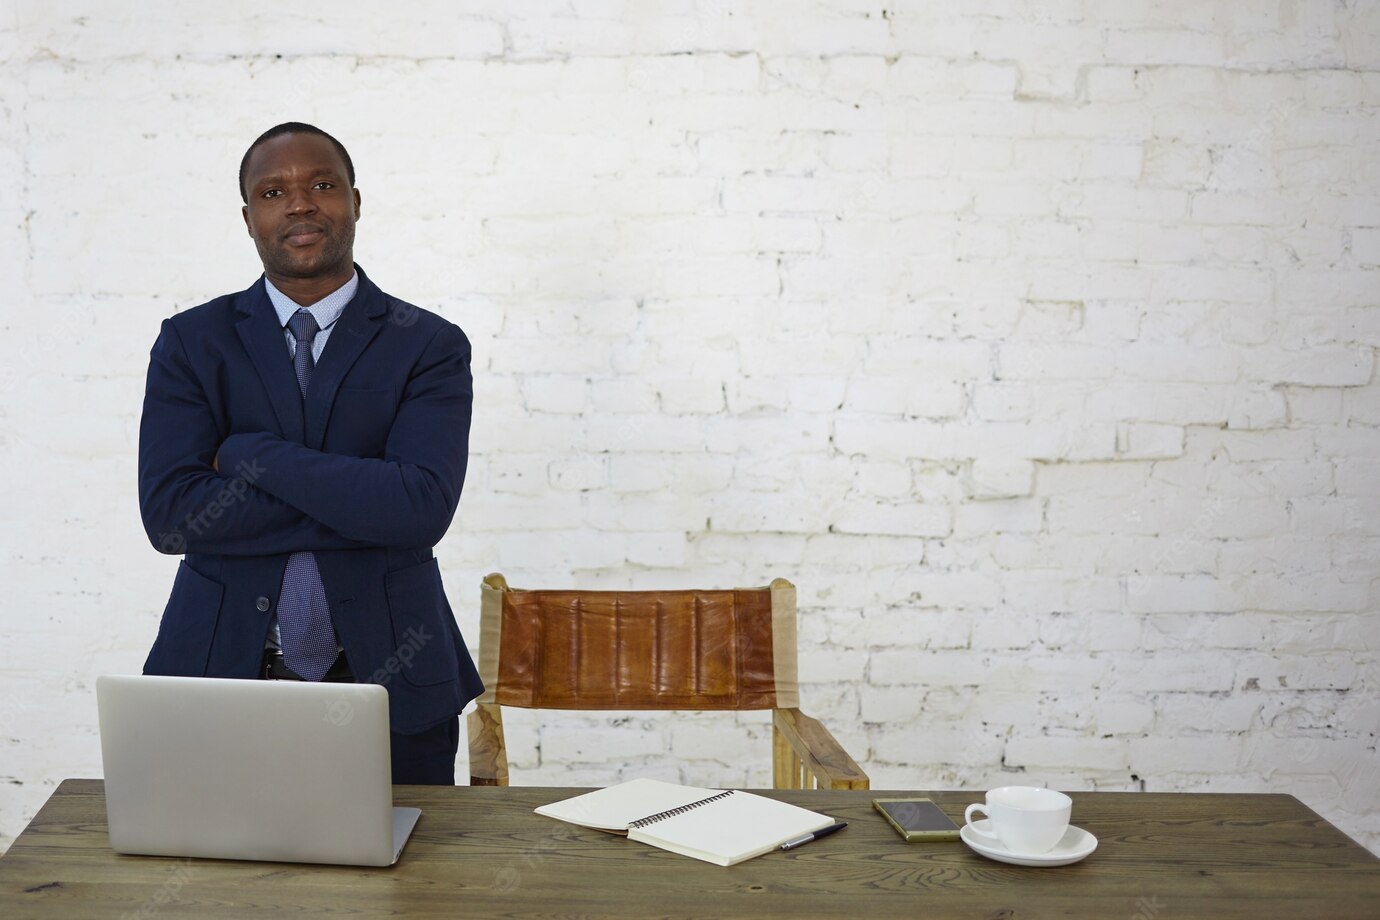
[138,318,472,555]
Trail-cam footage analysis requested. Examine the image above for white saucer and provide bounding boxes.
[960,820,1098,867]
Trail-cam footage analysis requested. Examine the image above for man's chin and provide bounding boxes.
[267,253,347,281]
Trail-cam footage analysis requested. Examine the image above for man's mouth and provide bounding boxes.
[284,224,326,246]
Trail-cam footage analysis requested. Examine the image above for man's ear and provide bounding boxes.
[353,188,362,220]
[242,205,252,236]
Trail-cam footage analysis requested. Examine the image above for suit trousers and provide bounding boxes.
[390,717,460,786]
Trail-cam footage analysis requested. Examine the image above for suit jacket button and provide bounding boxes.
[255,596,271,612]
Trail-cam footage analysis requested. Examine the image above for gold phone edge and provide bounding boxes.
[872,797,962,842]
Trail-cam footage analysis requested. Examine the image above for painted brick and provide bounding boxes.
[1005,735,1131,772]
[1092,698,1157,735]
[970,608,1041,651]
[833,500,952,539]
[1351,227,1380,266]
[541,717,667,763]
[872,723,1005,766]
[842,377,966,419]
[1112,654,1238,693]
[1127,735,1252,776]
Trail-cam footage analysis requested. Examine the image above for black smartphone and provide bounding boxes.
[873,798,961,841]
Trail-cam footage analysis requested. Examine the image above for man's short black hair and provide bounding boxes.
[239,122,356,203]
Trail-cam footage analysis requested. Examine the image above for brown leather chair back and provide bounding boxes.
[476,574,801,711]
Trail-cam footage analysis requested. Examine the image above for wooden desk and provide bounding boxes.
[2,781,1377,919]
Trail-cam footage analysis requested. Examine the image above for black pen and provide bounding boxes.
[780,822,848,851]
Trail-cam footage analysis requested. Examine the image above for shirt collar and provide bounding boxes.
[264,271,359,333]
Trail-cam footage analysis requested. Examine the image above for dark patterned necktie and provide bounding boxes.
[277,310,337,681]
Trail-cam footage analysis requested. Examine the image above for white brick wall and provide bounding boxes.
[2,0,1377,856]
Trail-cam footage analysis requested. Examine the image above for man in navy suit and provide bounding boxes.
[138,123,483,783]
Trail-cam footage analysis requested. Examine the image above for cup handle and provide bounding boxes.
[964,804,999,841]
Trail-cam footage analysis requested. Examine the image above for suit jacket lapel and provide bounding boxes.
[234,278,306,444]
[304,267,386,451]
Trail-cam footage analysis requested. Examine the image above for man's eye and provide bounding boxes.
[262,189,282,198]
[314,182,334,190]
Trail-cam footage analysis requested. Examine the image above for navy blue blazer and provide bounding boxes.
[137,265,483,733]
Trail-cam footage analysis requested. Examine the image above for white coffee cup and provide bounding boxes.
[964,786,1072,855]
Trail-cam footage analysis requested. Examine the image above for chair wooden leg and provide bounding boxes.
[467,702,510,786]
[773,724,800,789]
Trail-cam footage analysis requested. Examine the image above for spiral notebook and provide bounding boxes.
[535,778,835,866]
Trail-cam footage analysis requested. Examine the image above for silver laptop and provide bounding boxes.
[96,674,421,866]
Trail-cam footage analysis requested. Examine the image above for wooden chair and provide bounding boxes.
[468,574,869,790]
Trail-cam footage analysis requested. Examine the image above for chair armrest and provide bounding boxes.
[467,702,509,786]
[772,708,869,790]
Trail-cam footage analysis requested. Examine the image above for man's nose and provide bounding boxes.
[284,188,316,214]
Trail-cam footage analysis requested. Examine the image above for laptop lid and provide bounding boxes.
[97,674,420,867]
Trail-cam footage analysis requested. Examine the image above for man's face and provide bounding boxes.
[241,132,360,281]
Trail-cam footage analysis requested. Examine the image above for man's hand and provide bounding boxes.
[212,449,220,472]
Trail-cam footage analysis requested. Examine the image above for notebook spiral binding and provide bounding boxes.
[628,790,736,829]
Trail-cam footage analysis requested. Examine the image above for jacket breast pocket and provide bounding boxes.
[143,562,225,677]
[385,558,459,687]
[326,387,398,458]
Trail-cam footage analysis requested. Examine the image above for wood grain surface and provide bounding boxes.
[2,781,1376,919]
